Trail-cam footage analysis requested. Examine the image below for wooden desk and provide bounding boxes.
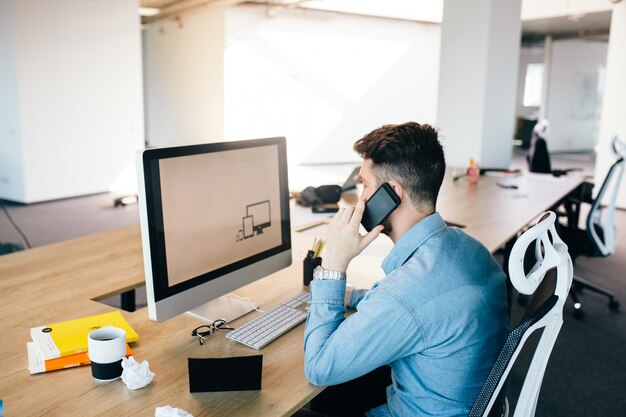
[437,171,586,253]
[295,170,586,254]
[0,229,323,416]
[0,171,585,416]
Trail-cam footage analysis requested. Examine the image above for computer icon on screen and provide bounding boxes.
[136,137,291,323]
[246,200,271,234]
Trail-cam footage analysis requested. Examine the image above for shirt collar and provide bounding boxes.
[381,212,446,275]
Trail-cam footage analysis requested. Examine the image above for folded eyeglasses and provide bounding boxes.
[191,319,234,345]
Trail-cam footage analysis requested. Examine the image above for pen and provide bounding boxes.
[497,182,518,189]
[314,239,326,258]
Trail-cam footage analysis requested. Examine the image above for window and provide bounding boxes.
[523,63,544,107]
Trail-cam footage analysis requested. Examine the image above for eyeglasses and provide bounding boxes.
[191,319,234,345]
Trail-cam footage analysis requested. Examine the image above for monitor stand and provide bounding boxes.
[185,294,258,324]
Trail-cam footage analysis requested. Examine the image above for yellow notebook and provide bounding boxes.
[30,311,139,360]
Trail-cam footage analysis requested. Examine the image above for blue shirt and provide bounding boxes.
[304,212,509,417]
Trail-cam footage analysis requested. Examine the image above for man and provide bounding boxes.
[303,122,509,417]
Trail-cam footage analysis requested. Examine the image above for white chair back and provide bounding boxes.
[469,212,573,417]
[589,136,625,256]
[508,212,573,417]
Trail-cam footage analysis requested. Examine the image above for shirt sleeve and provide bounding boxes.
[348,288,368,308]
[304,279,425,386]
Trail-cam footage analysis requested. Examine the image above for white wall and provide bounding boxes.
[143,6,225,147]
[0,0,24,201]
[0,0,144,203]
[516,45,544,119]
[224,5,441,166]
[596,3,626,209]
[544,39,607,151]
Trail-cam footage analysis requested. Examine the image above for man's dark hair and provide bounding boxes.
[353,122,445,212]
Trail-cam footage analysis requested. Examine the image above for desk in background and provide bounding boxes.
[0,169,585,416]
[296,169,586,254]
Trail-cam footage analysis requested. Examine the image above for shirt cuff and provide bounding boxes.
[310,279,346,305]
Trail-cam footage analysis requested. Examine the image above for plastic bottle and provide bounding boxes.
[468,158,479,185]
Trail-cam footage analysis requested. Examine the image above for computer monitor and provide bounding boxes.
[136,137,292,322]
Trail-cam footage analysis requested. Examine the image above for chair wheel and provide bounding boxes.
[609,300,620,311]
[574,308,585,319]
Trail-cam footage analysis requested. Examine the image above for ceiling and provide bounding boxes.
[140,0,244,22]
[139,0,613,41]
[522,10,612,42]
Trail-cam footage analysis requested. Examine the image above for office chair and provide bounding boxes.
[526,120,551,174]
[526,120,581,177]
[557,136,625,319]
[469,211,573,417]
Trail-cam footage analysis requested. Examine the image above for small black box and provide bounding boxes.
[188,355,263,392]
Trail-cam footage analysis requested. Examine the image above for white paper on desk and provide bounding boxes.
[121,356,154,389]
[155,406,193,417]
[483,170,522,178]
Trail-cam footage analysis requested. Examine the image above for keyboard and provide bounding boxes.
[226,292,310,350]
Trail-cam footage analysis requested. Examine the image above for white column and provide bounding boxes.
[0,0,24,201]
[539,36,552,121]
[595,2,626,208]
[143,7,225,147]
[436,0,522,168]
[0,0,144,203]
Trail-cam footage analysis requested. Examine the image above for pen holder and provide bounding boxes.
[303,257,322,286]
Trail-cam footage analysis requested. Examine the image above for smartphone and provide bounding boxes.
[361,183,401,232]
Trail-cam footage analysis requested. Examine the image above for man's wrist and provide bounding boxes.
[313,266,347,281]
[321,259,348,273]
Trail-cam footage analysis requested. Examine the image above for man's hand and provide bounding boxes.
[322,198,383,272]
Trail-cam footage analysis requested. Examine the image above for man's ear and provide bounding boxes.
[387,181,403,200]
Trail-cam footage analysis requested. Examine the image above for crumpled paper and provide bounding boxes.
[121,356,155,390]
[155,406,194,417]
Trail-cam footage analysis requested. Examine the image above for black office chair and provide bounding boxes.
[526,120,581,177]
[557,136,625,319]
[526,121,551,174]
[469,212,573,417]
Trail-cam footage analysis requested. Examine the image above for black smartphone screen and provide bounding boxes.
[361,183,401,232]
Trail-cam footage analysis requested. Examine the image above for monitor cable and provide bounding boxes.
[0,199,32,249]
[227,293,266,313]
